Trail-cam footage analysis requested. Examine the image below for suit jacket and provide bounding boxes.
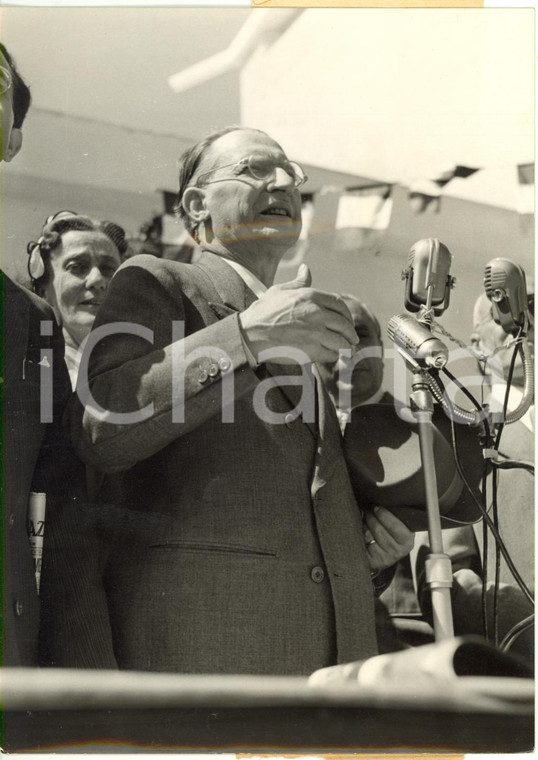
[3,272,117,668]
[67,251,378,675]
[3,273,71,665]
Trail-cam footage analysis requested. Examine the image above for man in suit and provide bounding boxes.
[2,42,116,668]
[1,41,50,665]
[67,126,413,675]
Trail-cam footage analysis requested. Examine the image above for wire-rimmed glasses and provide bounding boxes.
[196,155,308,189]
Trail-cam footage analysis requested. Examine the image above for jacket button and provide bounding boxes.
[311,566,325,583]
[15,600,23,616]
[208,363,219,378]
[8,513,14,528]
[285,412,296,428]
[219,358,231,372]
[198,369,209,384]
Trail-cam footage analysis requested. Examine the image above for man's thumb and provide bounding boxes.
[280,263,312,290]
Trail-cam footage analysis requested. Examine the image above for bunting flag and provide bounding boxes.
[333,184,393,254]
[408,165,480,214]
[142,158,526,266]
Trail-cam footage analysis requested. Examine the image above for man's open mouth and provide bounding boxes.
[261,206,291,218]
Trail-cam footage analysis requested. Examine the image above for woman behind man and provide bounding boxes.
[23,212,129,668]
[27,211,130,387]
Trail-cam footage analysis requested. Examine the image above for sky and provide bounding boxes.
[0,5,534,209]
[1,7,249,140]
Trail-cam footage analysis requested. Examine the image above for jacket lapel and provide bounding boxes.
[311,363,343,492]
[193,251,318,438]
[192,251,257,317]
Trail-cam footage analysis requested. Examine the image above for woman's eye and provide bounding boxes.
[102,265,118,277]
[66,262,86,274]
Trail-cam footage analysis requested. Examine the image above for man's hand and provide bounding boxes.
[364,506,415,573]
[239,264,359,365]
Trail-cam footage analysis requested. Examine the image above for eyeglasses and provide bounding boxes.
[0,65,13,96]
[195,155,308,189]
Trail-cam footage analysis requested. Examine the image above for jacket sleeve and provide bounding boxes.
[66,256,259,473]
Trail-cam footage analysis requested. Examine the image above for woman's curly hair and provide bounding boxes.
[27,211,130,293]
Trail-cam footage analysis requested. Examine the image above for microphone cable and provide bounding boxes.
[494,325,523,451]
[499,613,535,654]
[491,332,521,646]
[438,368,534,607]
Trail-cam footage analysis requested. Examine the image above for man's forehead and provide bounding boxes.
[204,129,286,165]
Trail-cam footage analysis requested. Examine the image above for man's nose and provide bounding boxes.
[267,166,295,191]
[85,266,106,290]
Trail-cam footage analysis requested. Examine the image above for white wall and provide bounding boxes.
[241,8,533,209]
[241,7,534,350]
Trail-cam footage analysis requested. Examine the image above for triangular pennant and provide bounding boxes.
[335,186,393,231]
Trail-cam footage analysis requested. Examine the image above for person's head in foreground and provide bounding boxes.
[0,42,31,162]
[27,211,129,350]
[318,294,384,410]
[176,126,306,285]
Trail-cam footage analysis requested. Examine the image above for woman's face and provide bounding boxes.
[43,229,121,346]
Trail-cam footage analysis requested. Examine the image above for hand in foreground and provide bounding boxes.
[239,264,358,365]
[364,506,415,574]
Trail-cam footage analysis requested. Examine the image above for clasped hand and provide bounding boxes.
[239,264,359,365]
[364,506,415,573]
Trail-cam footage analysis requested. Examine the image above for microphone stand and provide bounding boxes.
[397,293,455,641]
[409,367,454,641]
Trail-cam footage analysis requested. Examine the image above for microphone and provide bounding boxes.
[483,258,529,335]
[402,238,455,316]
[483,258,534,426]
[387,313,449,369]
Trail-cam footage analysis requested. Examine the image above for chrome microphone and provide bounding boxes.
[484,257,534,425]
[402,238,455,316]
[484,257,529,335]
[387,313,449,369]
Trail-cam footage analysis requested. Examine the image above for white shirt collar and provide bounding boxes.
[64,342,81,391]
[220,258,267,299]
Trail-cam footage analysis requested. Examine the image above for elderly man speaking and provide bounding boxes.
[68,126,412,675]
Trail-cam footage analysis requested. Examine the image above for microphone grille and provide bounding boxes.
[484,263,506,297]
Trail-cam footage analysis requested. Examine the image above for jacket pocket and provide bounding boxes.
[148,539,277,558]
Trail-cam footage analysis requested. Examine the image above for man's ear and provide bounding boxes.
[5,128,23,162]
[182,186,209,225]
